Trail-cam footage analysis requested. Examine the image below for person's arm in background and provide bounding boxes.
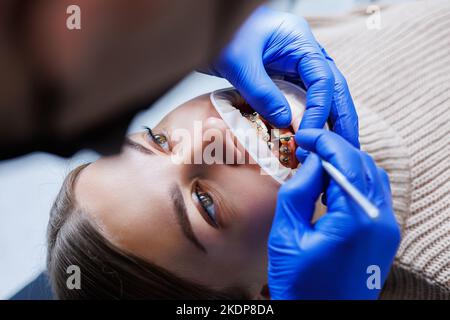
[0,0,262,159]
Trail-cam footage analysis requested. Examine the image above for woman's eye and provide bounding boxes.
[153,134,170,151]
[195,186,217,227]
[145,127,170,152]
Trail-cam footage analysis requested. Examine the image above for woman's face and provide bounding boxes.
[74,94,280,296]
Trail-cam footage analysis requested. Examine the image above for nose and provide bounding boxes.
[202,117,246,165]
[171,116,245,166]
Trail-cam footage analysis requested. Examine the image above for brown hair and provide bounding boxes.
[46,164,250,299]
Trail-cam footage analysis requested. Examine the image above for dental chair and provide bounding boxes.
[9,272,53,300]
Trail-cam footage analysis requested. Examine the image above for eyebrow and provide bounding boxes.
[170,184,207,253]
[124,137,155,155]
[125,137,207,253]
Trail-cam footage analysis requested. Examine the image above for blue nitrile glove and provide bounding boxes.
[206,6,359,150]
[268,129,401,300]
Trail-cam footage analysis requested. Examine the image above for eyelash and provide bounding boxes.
[194,183,218,228]
[144,126,170,152]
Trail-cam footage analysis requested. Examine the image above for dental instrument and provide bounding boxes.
[278,135,380,219]
[321,159,379,219]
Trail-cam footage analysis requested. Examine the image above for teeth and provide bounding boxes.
[239,109,296,168]
[280,145,290,154]
[241,111,271,143]
[280,155,290,164]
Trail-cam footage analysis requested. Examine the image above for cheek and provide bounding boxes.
[233,181,278,247]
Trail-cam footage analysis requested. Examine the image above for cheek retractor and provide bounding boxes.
[210,79,306,184]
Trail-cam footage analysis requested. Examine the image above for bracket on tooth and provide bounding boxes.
[280,145,290,154]
[279,135,292,143]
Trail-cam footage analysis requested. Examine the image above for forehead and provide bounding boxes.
[73,148,182,260]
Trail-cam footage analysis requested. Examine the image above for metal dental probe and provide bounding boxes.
[274,135,380,219]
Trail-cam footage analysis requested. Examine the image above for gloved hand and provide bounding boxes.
[268,129,401,300]
[206,6,359,150]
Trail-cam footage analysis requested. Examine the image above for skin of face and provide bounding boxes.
[74,94,280,297]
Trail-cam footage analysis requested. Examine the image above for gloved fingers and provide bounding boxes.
[277,153,325,227]
[295,46,334,162]
[377,167,394,213]
[295,129,367,192]
[376,167,400,242]
[268,156,322,259]
[316,42,333,61]
[297,50,335,130]
[357,154,397,227]
[360,152,395,213]
[230,57,292,128]
[360,152,386,205]
[378,167,392,197]
[313,152,378,239]
[322,50,360,149]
